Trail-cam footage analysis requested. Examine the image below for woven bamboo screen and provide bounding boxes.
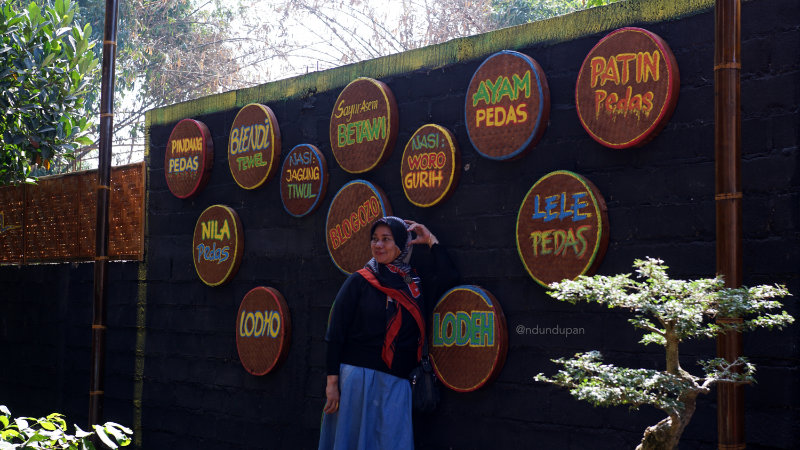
[0,162,145,264]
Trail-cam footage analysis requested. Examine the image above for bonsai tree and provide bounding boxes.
[0,405,131,449]
[534,258,793,450]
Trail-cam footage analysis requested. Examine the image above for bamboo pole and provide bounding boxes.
[89,0,120,427]
[714,0,744,448]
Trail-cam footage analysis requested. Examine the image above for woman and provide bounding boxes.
[319,216,458,450]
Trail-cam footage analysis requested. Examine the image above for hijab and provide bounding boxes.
[365,216,413,275]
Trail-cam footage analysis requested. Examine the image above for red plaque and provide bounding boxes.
[401,124,461,207]
[164,119,213,199]
[516,171,609,287]
[576,27,680,148]
[192,205,244,286]
[279,144,329,217]
[228,103,282,189]
[430,285,508,392]
[465,50,550,160]
[329,78,398,173]
[236,286,292,375]
[325,180,392,274]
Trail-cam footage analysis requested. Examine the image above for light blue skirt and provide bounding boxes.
[318,363,413,450]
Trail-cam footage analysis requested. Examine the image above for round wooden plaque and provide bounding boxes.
[329,78,399,173]
[280,144,329,217]
[401,124,461,207]
[236,286,292,376]
[575,27,680,148]
[192,204,244,287]
[325,180,392,274]
[165,118,213,199]
[430,285,508,392]
[465,50,550,161]
[228,103,282,189]
[516,171,609,287]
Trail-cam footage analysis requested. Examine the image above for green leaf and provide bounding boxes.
[41,52,55,67]
[27,3,41,22]
[104,425,127,444]
[24,430,48,443]
[14,418,28,430]
[38,420,57,431]
[93,425,118,449]
[74,425,92,439]
[75,136,93,146]
[1,428,22,441]
[54,26,71,38]
[105,422,133,436]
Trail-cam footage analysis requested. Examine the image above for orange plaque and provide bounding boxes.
[465,50,550,160]
[325,180,392,274]
[279,144,329,217]
[164,119,213,199]
[228,103,282,189]
[401,124,461,207]
[576,27,680,148]
[192,204,244,287]
[516,171,609,287]
[236,286,292,375]
[430,285,508,392]
[329,78,398,173]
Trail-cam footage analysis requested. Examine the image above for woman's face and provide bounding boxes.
[371,224,401,265]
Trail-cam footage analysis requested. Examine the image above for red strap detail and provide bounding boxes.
[358,268,426,368]
[383,303,402,368]
[386,264,421,298]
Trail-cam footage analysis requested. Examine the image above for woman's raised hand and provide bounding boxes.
[405,220,439,248]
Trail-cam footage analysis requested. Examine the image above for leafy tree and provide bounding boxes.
[0,0,99,184]
[0,405,131,449]
[492,0,623,27]
[243,0,495,78]
[66,0,248,170]
[535,258,793,450]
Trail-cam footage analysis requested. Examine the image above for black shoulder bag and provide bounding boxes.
[409,342,439,413]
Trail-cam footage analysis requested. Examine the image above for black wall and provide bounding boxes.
[1,0,798,448]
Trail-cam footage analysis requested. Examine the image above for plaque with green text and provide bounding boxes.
[465,50,550,160]
[329,78,398,173]
[430,285,508,392]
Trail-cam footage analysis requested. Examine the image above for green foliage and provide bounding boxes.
[534,351,692,413]
[492,0,623,26]
[0,0,99,184]
[0,405,131,449]
[547,258,793,347]
[536,258,793,449]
